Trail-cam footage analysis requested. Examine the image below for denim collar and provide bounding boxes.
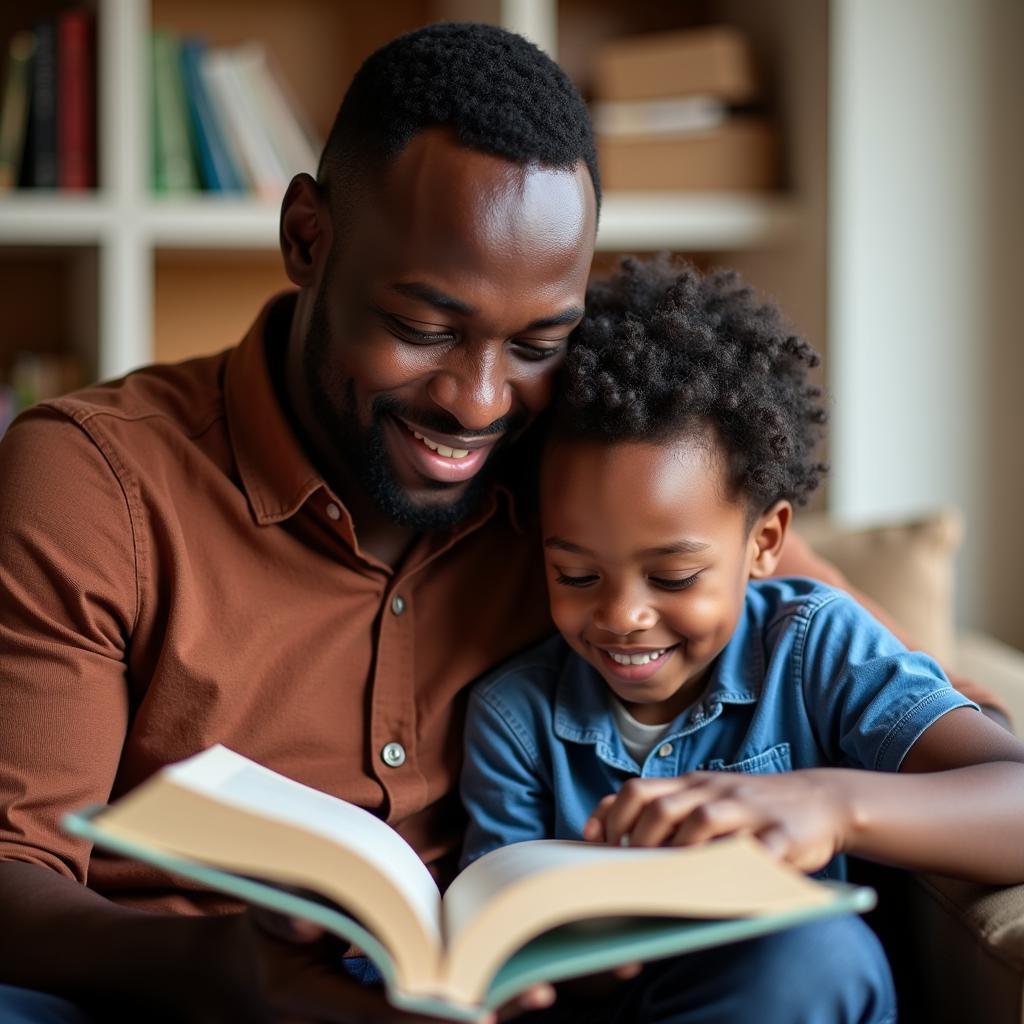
[553,592,764,770]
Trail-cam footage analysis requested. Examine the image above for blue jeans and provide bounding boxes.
[0,986,92,1024]
[0,915,895,1023]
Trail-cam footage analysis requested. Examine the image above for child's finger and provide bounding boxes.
[667,797,754,847]
[600,778,689,846]
[626,787,716,847]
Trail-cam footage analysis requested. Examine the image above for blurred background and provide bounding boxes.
[0,0,1020,654]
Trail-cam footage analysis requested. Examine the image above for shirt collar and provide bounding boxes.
[225,292,324,526]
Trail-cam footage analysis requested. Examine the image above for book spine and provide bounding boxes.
[179,39,243,192]
[233,44,321,179]
[197,51,253,191]
[214,48,289,199]
[57,9,95,190]
[151,30,198,192]
[0,31,36,191]
[29,20,58,187]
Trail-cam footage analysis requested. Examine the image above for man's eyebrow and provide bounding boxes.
[523,306,585,331]
[391,283,583,332]
[391,282,475,316]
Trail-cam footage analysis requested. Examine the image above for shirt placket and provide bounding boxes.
[370,574,424,821]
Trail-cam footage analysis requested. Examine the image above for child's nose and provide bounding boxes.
[592,589,657,636]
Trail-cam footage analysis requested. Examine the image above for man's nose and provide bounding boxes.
[592,584,657,636]
[427,342,513,432]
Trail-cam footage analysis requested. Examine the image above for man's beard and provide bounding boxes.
[302,285,523,532]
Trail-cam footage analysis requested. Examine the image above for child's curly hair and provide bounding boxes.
[559,254,828,511]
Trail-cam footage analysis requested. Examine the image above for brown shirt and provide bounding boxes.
[0,294,551,913]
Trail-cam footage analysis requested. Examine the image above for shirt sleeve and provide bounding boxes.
[459,674,554,869]
[0,407,135,880]
[797,590,978,773]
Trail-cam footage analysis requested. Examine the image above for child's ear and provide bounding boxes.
[748,500,792,579]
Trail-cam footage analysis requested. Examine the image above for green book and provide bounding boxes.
[0,30,36,190]
[64,746,874,1022]
[151,29,198,192]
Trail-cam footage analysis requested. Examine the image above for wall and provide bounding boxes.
[829,0,1023,643]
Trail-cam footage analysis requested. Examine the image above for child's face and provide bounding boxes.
[540,436,788,725]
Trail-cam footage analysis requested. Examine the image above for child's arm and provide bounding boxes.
[585,592,1024,884]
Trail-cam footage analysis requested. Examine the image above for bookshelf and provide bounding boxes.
[0,0,823,377]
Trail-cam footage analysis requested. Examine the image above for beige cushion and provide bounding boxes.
[795,509,962,664]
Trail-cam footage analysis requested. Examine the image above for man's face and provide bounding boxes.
[295,129,597,531]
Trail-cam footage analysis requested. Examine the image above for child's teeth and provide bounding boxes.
[412,430,470,460]
[609,648,666,666]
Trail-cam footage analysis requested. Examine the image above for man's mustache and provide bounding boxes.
[372,397,525,440]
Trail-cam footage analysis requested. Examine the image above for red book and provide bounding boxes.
[58,8,95,189]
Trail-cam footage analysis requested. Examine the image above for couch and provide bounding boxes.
[797,510,1024,1023]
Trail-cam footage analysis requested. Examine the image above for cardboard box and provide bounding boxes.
[597,119,777,191]
[594,25,757,103]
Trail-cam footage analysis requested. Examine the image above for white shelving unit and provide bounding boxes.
[0,0,810,380]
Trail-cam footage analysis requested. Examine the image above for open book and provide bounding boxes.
[64,746,874,1021]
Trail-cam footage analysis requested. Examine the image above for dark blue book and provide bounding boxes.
[180,38,243,192]
[28,19,57,187]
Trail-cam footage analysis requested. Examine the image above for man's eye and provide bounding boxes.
[650,573,702,591]
[515,341,565,362]
[378,310,456,344]
[555,572,598,588]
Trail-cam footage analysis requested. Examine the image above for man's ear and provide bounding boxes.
[280,173,331,288]
[748,500,792,579]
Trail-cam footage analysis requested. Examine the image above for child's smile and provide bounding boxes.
[541,433,788,725]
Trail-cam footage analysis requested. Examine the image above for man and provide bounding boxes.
[0,22,1005,1024]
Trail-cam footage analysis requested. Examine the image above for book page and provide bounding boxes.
[167,746,441,943]
[439,836,834,1005]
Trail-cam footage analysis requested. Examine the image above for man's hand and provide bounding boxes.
[582,771,849,874]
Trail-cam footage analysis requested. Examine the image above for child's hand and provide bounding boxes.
[582,770,848,874]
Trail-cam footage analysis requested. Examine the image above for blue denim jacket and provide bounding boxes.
[459,577,976,877]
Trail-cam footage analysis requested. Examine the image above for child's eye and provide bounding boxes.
[555,572,599,588]
[649,572,702,591]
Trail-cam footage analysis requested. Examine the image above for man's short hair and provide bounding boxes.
[317,22,601,212]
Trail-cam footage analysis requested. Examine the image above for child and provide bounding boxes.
[459,256,1024,1024]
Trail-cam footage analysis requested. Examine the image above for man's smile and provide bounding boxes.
[387,414,501,485]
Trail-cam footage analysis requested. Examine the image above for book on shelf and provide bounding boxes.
[0,31,35,190]
[150,31,322,198]
[179,39,244,192]
[590,24,779,193]
[27,19,58,188]
[152,30,199,192]
[57,9,96,190]
[64,745,874,1022]
[591,95,727,139]
[593,25,758,104]
[599,118,778,191]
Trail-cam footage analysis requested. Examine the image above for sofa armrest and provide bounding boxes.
[908,873,1024,1024]
[957,631,1024,735]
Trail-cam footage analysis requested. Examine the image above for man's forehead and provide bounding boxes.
[374,128,596,257]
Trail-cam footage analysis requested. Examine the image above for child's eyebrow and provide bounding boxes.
[543,537,710,557]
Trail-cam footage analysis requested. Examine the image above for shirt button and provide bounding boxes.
[391,594,406,616]
[325,502,341,521]
[381,742,406,768]
[657,743,674,758]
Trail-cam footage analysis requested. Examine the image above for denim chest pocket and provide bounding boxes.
[699,742,792,774]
